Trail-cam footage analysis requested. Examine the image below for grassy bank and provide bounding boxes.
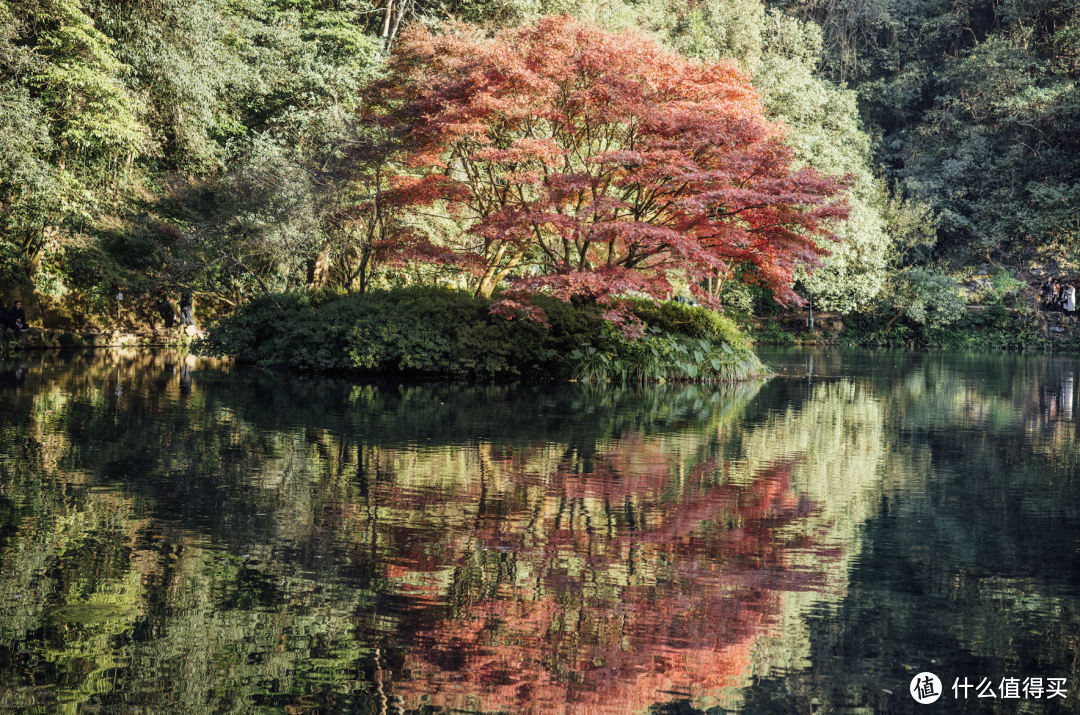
[195,287,767,382]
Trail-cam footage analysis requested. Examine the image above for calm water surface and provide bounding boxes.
[1,348,1078,714]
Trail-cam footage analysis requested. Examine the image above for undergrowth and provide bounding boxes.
[563,324,766,384]
[195,286,764,381]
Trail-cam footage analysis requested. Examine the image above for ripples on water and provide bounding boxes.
[0,348,1077,713]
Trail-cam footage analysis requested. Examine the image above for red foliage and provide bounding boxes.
[367,16,850,319]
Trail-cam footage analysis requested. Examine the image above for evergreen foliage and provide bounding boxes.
[624,298,751,347]
[778,0,1080,261]
[197,286,593,375]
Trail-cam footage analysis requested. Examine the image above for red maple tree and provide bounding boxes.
[367,16,850,322]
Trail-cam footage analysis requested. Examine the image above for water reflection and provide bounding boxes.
[384,457,833,714]
[1,349,1078,712]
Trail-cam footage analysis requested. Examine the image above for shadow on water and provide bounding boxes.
[0,348,1078,712]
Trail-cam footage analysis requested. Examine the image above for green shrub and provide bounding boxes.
[193,292,314,365]
[198,287,534,375]
[989,270,1025,300]
[754,319,797,345]
[627,298,749,348]
[197,287,604,377]
[345,287,551,376]
[196,287,762,380]
[529,294,606,355]
[933,304,1044,350]
[837,301,1047,350]
[562,323,766,383]
[307,285,349,309]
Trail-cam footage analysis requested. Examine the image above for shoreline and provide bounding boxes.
[752,308,1080,350]
[3,327,199,351]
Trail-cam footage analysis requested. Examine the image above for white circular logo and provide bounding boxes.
[910,672,942,704]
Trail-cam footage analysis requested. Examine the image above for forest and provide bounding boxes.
[1,0,1077,353]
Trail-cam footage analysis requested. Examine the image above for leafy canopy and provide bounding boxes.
[369,15,851,327]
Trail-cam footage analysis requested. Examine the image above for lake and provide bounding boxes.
[0,348,1077,713]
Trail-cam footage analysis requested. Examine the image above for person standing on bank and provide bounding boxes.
[1041,278,1054,309]
[1065,283,1076,314]
[10,300,28,331]
[179,291,194,328]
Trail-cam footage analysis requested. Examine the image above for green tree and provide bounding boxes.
[875,194,964,333]
[804,0,1080,263]
[0,0,144,293]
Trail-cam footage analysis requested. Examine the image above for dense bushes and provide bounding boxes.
[198,287,555,375]
[835,272,1050,350]
[563,323,766,384]
[835,305,1054,351]
[625,298,751,347]
[196,287,765,381]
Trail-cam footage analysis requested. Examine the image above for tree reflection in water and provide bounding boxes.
[381,452,834,714]
[7,349,1078,713]
[0,351,848,713]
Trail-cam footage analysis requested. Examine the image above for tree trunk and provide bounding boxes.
[381,0,393,37]
[884,310,905,331]
[386,0,410,48]
[307,240,333,287]
[356,247,373,294]
[231,254,285,314]
[475,245,528,298]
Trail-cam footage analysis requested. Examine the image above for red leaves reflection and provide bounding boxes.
[366,438,838,714]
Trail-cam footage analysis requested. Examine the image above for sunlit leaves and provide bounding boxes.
[369,15,850,321]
